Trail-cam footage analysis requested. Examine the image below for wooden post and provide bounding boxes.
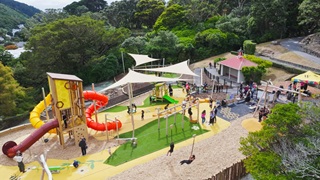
[41,87,50,122]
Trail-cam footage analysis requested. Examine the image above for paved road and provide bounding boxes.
[280,37,320,65]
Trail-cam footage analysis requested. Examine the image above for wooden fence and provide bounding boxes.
[207,159,247,180]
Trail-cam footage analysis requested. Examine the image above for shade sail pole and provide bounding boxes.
[128,82,135,139]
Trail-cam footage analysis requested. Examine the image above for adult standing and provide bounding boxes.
[188,106,193,120]
[213,106,218,123]
[13,151,25,173]
[168,84,173,97]
[79,138,87,156]
[209,110,215,125]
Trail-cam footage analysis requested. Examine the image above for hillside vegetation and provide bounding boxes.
[0,3,27,30]
[0,0,40,17]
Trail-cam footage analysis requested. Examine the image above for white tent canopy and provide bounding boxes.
[128,53,160,67]
[100,69,189,91]
[134,60,198,77]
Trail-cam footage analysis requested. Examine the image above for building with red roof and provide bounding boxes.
[218,52,257,83]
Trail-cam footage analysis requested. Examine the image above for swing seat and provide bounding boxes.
[190,119,198,124]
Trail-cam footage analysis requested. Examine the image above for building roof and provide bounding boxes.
[219,55,257,70]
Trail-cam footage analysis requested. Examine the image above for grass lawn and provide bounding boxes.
[162,73,179,78]
[103,96,176,113]
[105,113,208,166]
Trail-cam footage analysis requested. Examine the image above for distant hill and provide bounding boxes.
[0,3,28,30]
[0,0,41,17]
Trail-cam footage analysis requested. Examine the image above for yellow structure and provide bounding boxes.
[152,83,168,101]
[47,72,88,148]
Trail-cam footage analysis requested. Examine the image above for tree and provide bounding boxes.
[23,16,130,87]
[247,0,290,42]
[121,36,148,54]
[243,40,256,55]
[146,31,179,63]
[0,46,14,66]
[298,0,320,33]
[153,4,187,31]
[0,62,26,117]
[241,65,266,84]
[64,0,107,15]
[102,0,139,28]
[135,0,165,29]
[240,103,320,179]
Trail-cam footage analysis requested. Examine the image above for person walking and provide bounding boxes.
[201,110,206,124]
[79,138,87,156]
[13,151,25,173]
[141,110,145,120]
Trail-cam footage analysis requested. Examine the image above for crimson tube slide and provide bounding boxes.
[2,120,59,158]
[83,91,122,131]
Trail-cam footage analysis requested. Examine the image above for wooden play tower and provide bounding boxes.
[47,72,88,148]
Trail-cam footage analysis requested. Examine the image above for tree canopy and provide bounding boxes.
[240,103,320,179]
[21,15,130,87]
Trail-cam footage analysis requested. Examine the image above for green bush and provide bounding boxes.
[244,55,272,68]
[214,57,226,63]
[243,40,256,55]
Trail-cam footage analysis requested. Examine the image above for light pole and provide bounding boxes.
[170,124,173,142]
[190,134,196,156]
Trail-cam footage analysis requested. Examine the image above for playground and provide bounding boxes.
[0,76,260,180]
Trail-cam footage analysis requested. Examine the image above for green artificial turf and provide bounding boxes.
[103,95,177,113]
[162,73,179,78]
[104,114,208,166]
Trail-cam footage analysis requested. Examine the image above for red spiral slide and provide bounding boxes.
[83,91,122,131]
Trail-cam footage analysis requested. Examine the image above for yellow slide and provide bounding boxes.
[29,94,56,133]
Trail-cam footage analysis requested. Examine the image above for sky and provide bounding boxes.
[14,0,114,11]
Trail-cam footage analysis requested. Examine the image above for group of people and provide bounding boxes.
[201,103,218,125]
[127,103,137,114]
[239,81,256,103]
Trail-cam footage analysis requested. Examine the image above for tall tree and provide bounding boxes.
[23,16,130,87]
[64,0,107,15]
[298,0,320,34]
[248,0,290,42]
[146,31,180,63]
[135,0,165,29]
[0,62,26,117]
[103,0,139,28]
[153,4,187,31]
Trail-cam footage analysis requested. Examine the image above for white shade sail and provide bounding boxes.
[100,69,189,91]
[128,53,160,67]
[134,60,198,77]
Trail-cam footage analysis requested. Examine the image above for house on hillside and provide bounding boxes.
[218,52,257,83]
